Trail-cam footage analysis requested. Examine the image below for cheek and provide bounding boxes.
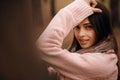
[74,30,78,39]
[90,31,96,43]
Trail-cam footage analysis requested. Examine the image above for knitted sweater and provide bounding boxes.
[37,0,118,80]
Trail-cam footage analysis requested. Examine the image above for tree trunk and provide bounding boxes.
[110,0,119,27]
[0,0,49,80]
[51,0,56,17]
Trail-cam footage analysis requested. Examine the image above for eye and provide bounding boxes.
[85,25,93,30]
[74,26,80,30]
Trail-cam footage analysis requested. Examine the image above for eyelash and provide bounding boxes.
[76,26,80,29]
[75,25,93,30]
[85,25,93,30]
[74,26,80,30]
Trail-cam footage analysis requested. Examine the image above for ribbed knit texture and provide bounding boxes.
[64,0,93,26]
[37,0,118,80]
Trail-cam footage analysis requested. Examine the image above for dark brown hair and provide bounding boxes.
[69,2,113,52]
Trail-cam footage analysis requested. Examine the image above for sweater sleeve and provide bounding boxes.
[37,0,118,79]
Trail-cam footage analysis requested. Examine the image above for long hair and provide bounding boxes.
[69,2,113,52]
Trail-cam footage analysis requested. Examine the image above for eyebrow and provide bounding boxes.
[83,23,92,26]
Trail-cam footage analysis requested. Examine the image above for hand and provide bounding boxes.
[84,0,102,13]
[48,67,57,75]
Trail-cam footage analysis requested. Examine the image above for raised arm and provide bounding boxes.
[36,0,117,79]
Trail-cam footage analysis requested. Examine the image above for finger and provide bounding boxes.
[91,0,97,7]
[91,2,97,7]
[92,7,102,13]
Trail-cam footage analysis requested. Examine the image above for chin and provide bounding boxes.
[81,45,91,49]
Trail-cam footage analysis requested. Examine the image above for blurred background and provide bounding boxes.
[0,0,120,80]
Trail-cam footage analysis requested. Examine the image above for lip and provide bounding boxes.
[80,41,87,45]
[79,39,89,45]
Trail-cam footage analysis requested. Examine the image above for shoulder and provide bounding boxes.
[81,52,118,78]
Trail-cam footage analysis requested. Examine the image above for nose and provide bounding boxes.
[78,28,86,37]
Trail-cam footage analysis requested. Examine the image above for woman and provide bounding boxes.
[69,2,117,53]
[37,0,118,80]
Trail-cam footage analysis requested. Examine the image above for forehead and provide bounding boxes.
[80,18,90,25]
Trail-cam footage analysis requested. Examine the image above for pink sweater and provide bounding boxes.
[37,0,118,80]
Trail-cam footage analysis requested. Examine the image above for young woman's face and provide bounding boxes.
[74,18,96,49]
